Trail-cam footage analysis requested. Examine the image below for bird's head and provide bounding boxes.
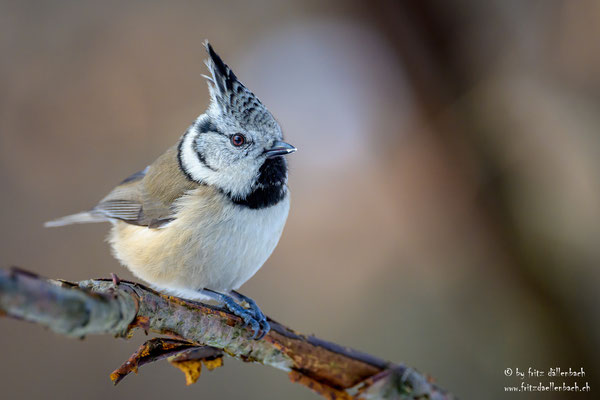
[179,42,296,207]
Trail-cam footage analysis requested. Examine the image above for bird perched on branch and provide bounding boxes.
[45,42,296,339]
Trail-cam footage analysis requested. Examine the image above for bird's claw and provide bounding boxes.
[231,291,270,339]
[222,295,266,339]
[200,289,270,340]
[240,313,261,340]
[251,308,269,340]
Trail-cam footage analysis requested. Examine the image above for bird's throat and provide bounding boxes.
[230,157,288,209]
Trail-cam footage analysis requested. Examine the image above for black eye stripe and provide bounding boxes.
[196,118,230,138]
[196,119,218,133]
[193,131,218,171]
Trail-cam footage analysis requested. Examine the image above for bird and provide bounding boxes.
[45,42,296,339]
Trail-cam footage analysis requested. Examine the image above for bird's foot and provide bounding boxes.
[200,289,269,339]
[230,290,270,339]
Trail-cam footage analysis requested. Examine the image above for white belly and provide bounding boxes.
[109,188,290,300]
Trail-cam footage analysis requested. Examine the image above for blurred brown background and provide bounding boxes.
[1,1,599,399]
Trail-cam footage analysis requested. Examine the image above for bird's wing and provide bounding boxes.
[95,145,200,228]
[46,144,200,228]
[93,170,150,225]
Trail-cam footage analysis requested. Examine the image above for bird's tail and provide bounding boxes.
[44,211,107,227]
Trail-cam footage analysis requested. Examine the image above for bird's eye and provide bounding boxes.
[231,134,246,147]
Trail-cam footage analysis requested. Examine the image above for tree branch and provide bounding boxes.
[0,267,455,399]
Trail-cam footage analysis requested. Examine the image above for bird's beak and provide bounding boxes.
[265,140,297,159]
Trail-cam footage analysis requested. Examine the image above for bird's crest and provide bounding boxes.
[203,41,277,131]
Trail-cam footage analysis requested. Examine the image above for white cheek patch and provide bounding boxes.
[179,121,259,199]
[180,126,219,184]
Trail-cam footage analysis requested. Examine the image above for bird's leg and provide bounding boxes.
[230,290,270,339]
[199,289,267,339]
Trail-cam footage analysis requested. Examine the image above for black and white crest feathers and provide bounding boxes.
[203,41,247,111]
[205,42,238,95]
[203,42,278,132]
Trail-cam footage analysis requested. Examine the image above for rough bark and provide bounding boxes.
[0,267,455,399]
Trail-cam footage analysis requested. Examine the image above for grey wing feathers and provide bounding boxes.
[93,198,173,227]
[44,167,162,228]
[45,145,199,229]
[94,168,147,223]
[94,200,143,222]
